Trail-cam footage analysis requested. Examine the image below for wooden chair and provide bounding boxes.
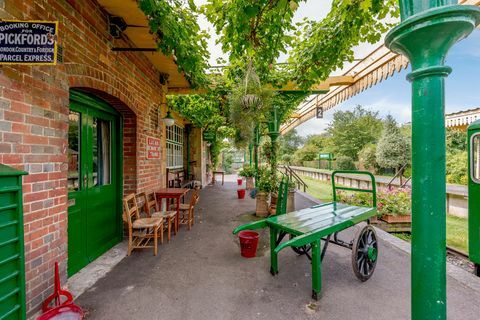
[141,191,176,242]
[171,187,200,230]
[123,193,163,256]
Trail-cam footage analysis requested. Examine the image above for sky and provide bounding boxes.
[194,1,480,137]
[295,30,480,136]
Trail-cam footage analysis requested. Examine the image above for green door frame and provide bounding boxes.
[67,90,124,276]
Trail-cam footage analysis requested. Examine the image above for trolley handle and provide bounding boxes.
[331,170,377,208]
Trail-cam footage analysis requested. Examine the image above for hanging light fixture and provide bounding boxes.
[160,102,174,127]
[163,109,175,127]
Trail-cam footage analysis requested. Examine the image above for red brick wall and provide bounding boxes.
[0,0,172,315]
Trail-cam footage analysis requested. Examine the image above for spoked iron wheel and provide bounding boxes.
[352,225,378,282]
[289,234,312,257]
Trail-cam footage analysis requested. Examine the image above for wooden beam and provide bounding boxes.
[168,75,355,95]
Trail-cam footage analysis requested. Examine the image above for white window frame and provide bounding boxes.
[166,124,184,169]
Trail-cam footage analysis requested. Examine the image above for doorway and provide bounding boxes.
[67,91,123,276]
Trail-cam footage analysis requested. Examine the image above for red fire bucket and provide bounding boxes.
[237,178,243,186]
[237,189,246,199]
[238,231,259,258]
[37,304,84,320]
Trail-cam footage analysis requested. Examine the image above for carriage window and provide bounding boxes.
[472,134,480,183]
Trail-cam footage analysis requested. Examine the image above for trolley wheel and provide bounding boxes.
[289,234,312,255]
[352,225,378,282]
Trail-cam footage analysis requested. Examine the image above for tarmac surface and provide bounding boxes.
[75,175,480,320]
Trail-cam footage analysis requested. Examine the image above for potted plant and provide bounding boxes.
[378,188,411,223]
[238,165,256,190]
[255,167,274,217]
[286,180,296,213]
[269,172,280,215]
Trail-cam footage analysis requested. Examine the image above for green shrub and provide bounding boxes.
[238,165,256,178]
[337,188,411,217]
[256,166,276,193]
[446,151,467,185]
[358,143,377,171]
[281,154,292,165]
[336,155,356,170]
[377,188,411,216]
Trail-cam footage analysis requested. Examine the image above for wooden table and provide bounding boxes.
[155,188,190,233]
[212,171,224,185]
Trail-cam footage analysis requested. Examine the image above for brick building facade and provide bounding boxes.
[0,0,206,316]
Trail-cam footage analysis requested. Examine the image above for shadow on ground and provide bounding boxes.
[75,175,480,320]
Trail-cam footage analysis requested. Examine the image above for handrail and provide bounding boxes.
[331,170,377,208]
[387,164,409,190]
[401,176,411,188]
[282,165,308,192]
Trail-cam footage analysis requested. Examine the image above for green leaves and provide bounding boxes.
[287,0,399,89]
[138,0,210,88]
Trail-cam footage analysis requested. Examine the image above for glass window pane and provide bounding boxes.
[68,111,80,192]
[473,134,480,182]
[93,118,111,186]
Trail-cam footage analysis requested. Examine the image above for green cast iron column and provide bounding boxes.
[386,2,480,319]
[254,125,260,187]
[267,107,280,173]
[249,143,253,166]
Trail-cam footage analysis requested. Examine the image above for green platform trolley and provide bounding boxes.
[233,170,378,299]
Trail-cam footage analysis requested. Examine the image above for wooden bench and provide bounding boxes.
[166,168,195,189]
[233,170,378,300]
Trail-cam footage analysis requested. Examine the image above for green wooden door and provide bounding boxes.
[67,92,122,276]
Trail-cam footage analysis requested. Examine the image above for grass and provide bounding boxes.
[301,176,333,202]
[300,175,469,253]
[446,215,468,253]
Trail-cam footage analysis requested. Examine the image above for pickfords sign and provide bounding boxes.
[0,21,58,65]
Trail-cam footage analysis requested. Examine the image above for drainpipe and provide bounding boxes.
[386,2,480,319]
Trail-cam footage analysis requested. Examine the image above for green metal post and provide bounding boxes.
[386,2,480,319]
[254,125,260,187]
[267,106,280,174]
[269,227,279,275]
[311,239,322,300]
[249,143,253,166]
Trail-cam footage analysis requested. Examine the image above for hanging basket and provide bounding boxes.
[241,94,260,109]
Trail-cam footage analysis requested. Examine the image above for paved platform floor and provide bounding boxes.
[75,175,480,320]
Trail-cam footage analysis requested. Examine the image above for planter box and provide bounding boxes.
[380,214,411,223]
[256,192,269,217]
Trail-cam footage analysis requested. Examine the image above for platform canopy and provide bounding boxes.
[97,0,191,89]
[280,0,480,134]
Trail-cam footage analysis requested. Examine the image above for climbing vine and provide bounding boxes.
[139,0,210,87]
[288,0,399,88]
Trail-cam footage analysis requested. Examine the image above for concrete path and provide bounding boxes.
[75,175,480,320]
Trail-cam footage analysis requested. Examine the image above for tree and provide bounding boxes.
[293,144,319,163]
[358,143,377,171]
[446,128,467,153]
[446,150,468,185]
[278,129,304,157]
[375,115,411,173]
[327,105,383,160]
[303,133,332,151]
[336,155,356,170]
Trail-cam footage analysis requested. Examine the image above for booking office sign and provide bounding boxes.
[0,20,58,65]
